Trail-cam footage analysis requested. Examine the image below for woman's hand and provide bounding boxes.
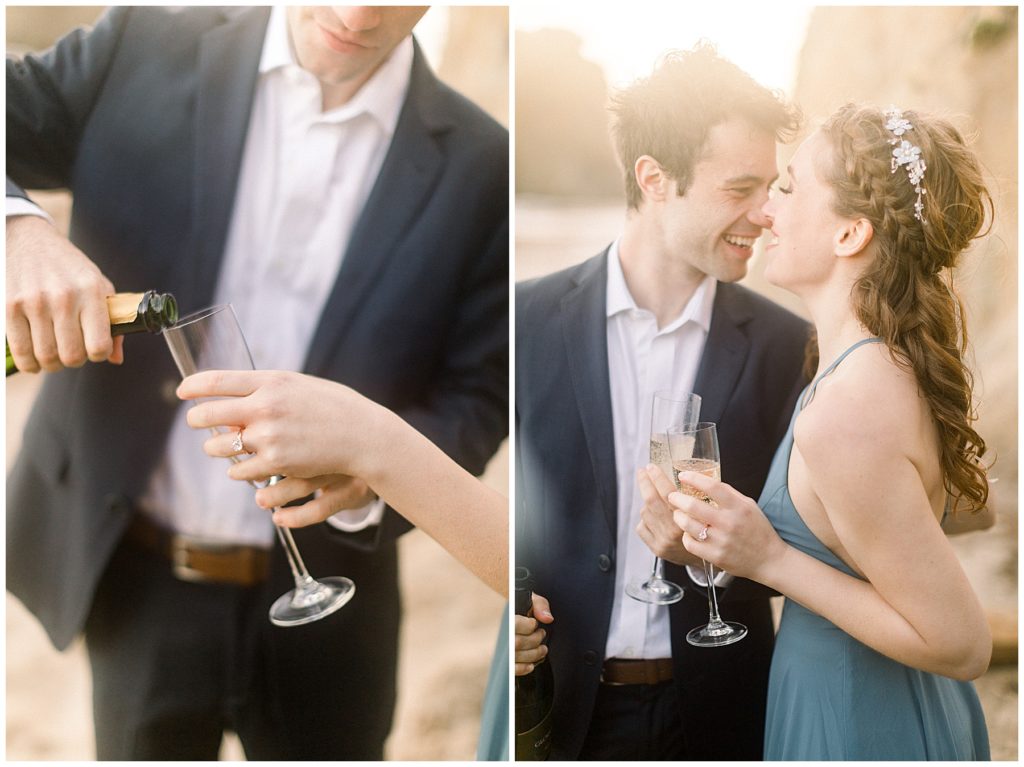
[668,470,788,583]
[515,593,554,676]
[178,369,390,485]
[238,473,375,527]
[636,465,701,566]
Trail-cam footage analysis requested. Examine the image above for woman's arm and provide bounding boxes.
[670,391,992,681]
[178,369,508,597]
[672,469,990,680]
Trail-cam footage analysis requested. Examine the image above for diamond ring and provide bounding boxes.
[231,429,245,453]
[698,525,709,542]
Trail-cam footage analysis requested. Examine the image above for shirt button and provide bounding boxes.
[583,650,599,666]
[597,554,612,572]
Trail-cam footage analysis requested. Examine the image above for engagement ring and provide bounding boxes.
[232,429,245,453]
[698,525,709,542]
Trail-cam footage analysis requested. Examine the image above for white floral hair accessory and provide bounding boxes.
[884,107,927,223]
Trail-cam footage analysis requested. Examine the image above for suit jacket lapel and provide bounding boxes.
[562,251,619,539]
[303,40,446,373]
[692,282,753,425]
[190,7,268,308]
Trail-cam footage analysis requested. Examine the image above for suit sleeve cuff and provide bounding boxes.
[7,196,54,223]
[325,495,387,532]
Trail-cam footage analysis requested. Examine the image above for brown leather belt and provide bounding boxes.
[601,658,674,686]
[125,514,270,587]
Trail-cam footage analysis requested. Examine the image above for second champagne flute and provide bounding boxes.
[668,421,747,647]
[625,390,701,605]
[163,303,355,627]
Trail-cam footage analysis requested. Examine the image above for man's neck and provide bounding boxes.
[319,72,375,112]
[618,223,708,329]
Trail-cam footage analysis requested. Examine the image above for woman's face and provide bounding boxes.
[761,131,851,295]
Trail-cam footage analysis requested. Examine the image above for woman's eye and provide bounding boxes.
[776,184,792,195]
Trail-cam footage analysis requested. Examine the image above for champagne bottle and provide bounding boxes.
[515,566,554,761]
[6,290,178,376]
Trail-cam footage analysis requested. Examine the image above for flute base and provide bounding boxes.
[269,576,355,627]
[625,577,684,605]
[686,620,747,647]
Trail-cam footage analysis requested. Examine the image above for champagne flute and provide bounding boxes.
[668,421,746,646]
[625,391,701,605]
[163,303,355,626]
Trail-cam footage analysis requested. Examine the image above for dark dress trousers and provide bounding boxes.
[515,250,809,760]
[7,6,508,759]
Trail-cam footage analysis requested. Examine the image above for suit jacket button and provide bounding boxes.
[583,650,598,666]
[104,493,131,515]
[597,554,612,572]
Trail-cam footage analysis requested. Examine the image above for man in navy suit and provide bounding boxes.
[7,6,507,759]
[515,44,808,760]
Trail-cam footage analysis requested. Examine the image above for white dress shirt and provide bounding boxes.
[603,240,717,660]
[133,7,413,544]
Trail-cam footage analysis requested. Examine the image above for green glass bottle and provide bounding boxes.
[515,567,554,760]
[6,290,178,376]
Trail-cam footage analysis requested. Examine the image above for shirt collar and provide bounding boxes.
[606,239,717,334]
[260,6,413,135]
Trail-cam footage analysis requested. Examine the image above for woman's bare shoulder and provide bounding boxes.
[796,342,920,467]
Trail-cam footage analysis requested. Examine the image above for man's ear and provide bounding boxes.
[834,217,874,257]
[635,155,668,203]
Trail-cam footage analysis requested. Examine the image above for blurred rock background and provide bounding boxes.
[5,6,508,761]
[516,5,1016,759]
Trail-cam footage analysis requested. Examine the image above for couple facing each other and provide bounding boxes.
[515,44,994,760]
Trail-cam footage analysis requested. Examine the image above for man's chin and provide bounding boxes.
[716,264,749,285]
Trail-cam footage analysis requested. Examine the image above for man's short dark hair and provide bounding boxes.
[609,41,801,209]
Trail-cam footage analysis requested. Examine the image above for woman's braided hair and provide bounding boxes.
[820,103,992,511]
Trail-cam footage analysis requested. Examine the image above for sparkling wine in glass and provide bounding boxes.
[163,303,355,626]
[668,421,746,647]
[625,390,701,605]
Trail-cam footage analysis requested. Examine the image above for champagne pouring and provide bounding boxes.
[163,303,355,626]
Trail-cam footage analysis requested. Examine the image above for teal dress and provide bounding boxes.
[476,610,509,760]
[758,338,990,760]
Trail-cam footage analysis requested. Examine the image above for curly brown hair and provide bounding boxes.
[609,41,801,209]
[819,103,992,511]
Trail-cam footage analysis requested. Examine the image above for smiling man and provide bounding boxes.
[7,5,508,760]
[515,43,809,760]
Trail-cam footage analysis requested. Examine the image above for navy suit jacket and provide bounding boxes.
[515,249,809,759]
[6,8,507,741]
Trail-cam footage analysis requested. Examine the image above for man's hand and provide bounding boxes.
[515,592,553,676]
[636,464,702,566]
[6,215,122,373]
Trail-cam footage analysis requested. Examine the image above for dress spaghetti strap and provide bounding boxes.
[801,337,884,409]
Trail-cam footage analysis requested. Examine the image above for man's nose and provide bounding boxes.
[749,203,772,230]
[334,7,382,32]
[749,187,775,228]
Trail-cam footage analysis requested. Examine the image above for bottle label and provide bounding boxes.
[515,708,553,760]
